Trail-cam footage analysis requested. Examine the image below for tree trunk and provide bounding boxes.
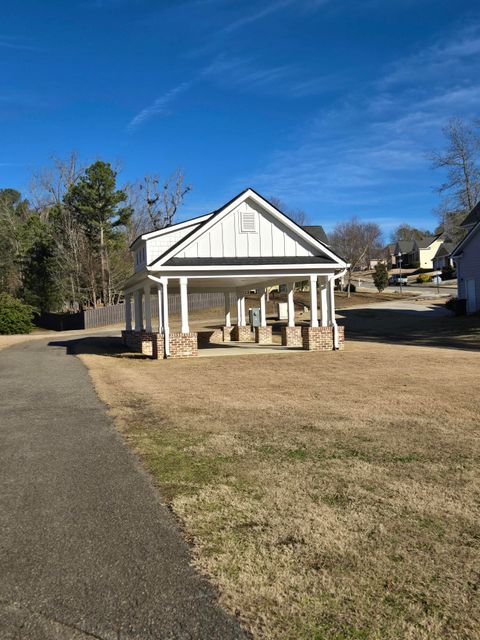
[99,225,108,306]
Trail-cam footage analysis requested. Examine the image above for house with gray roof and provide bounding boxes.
[452,206,480,314]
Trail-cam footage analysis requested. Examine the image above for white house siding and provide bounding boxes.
[418,240,443,269]
[143,224,202,269]
[177,199,316,260]
[457,230,480,313]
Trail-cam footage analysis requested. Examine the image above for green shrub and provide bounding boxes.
[442,265,456,280]
[373,263,389,292]
[416,273,430,283]
[0,293,34,334]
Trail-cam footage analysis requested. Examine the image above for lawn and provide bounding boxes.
[79,331,480,640]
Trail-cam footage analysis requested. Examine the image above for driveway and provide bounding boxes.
[0,338,245,640]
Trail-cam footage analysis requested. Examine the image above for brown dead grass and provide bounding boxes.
[80,341,480,640]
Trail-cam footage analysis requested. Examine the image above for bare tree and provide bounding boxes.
[134,170,191,231]
[30,152,84,218]
[431,118,480,238]
[269,196,308,226]
[29,153,95,309]
[330,218,382,297]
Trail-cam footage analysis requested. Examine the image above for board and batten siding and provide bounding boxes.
[175,200,315,260]
[135,222,204,272]
[457,228,480,313]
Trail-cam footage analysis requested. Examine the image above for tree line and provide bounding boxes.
[0,155,190,313]
[328,117,480,292]
[1,117,478,312]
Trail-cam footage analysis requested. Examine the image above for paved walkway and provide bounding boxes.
[0,339,245,640]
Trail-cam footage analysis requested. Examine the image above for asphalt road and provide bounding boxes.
[0,338,246,640]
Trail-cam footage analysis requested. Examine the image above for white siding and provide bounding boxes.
[177,198,318,259]
[457,229,480,313]
[145,224,201,266]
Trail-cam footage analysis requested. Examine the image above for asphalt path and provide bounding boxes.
[0,337,246,640]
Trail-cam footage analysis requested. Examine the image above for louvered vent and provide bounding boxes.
[240,210,257,233]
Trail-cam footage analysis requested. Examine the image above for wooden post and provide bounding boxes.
[310,275,318,328]
[180,277,189,333]
[144,284,152,332]
[287,283,295,327]
[125,293,132,331]
[224,292,231,327]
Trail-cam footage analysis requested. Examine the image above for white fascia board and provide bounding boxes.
[147,270,340,281]
[153,188,347,268]
[149,263,344,272]
[130,214,213,250]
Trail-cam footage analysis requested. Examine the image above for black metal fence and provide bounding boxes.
[35,292,229,331]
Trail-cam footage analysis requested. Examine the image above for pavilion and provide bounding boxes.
[122,189,348,358]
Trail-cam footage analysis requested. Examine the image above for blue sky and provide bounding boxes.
[2,0,480,236]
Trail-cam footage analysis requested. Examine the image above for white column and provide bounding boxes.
[125,293,132,331]
[310,274,318,328]
[134,290,143,331]
[161,279,170,356]
[144,284,152,332]
[260,290,267,327]
[287,283,295,327]
[224,292,231,327]
[328,275,336,326]
[180,277,189,333]
[236,294,242,326]
[240,294,246,326]
[157,287,163,333]
[320,278,328,327]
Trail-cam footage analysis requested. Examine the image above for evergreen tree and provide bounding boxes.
[64,161,132,305]
[373,263,389,292]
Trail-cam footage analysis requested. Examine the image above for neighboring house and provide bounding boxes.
[302,225,329,245]
[411,235,445,269]
[394,235,450,270]
[432,242,455,271]
[459,202,480,233]
[393,240,415,266]
[452,215,480,314]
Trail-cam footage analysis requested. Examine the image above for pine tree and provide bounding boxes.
[64,161,132,305]
[373,262,389,292]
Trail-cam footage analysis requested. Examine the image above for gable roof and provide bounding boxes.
[452,218,480,257]
[395,240,415,254]
[460,202,480,228]
[147,188,347,269]
[130,212,212,249]
[433,242,455,258]
[415,235,439,249]
[302,225,329,245]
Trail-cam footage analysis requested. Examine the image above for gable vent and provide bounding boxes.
[240,210,257,233]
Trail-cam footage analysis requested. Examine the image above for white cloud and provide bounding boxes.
[238,20,480,221]
[127,81,193,131]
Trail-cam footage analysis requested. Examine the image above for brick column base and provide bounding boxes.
[222,326,234,342]
[335,325,345,350]
[197,329,223,345]
[281,326,303,347]
[302,326,334,351]
[255,326,272,344]
[231,325,255,342]
[168,332,198,358]
[121,330,164,359]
